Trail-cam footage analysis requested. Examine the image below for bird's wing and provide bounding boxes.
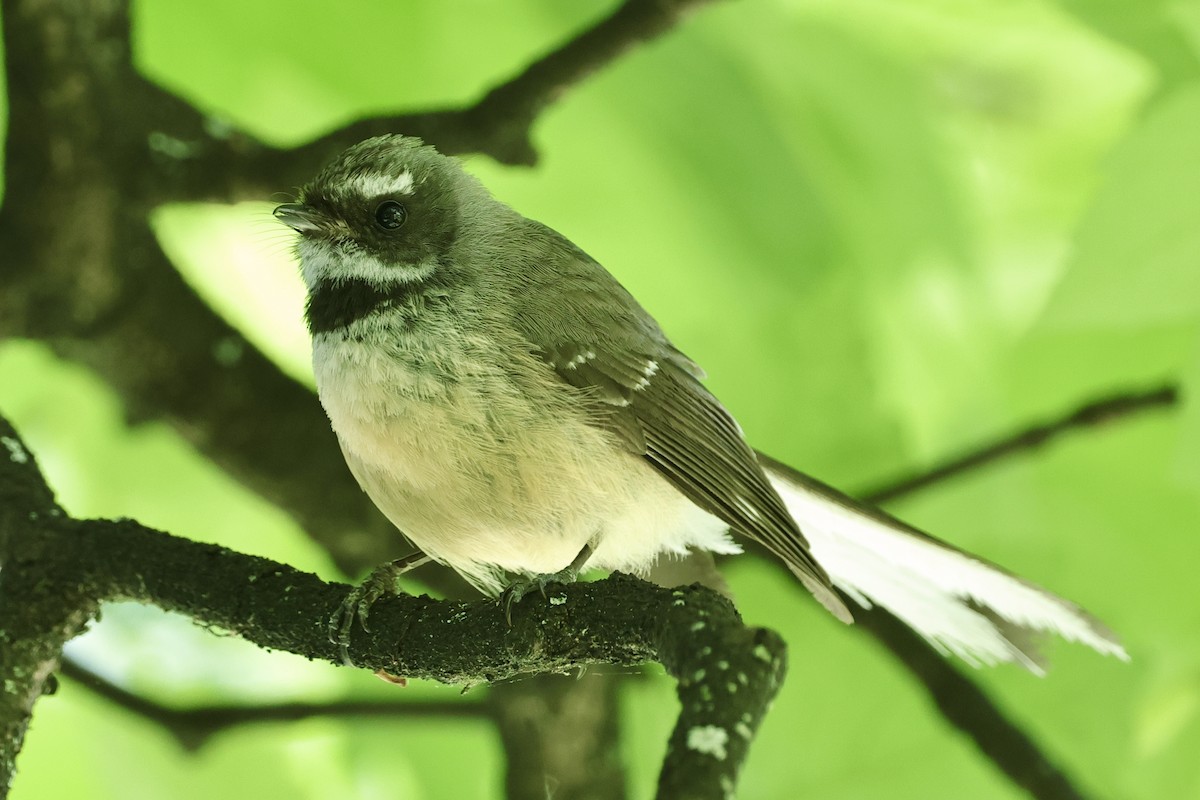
[509,222,851,622]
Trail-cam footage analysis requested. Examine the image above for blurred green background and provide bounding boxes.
[3,0,1199,797]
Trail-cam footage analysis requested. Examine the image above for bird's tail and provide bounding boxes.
[758,455,1129,673]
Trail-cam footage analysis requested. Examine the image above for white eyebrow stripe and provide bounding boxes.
[351,170,415,198]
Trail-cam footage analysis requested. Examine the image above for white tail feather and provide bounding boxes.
[763,462,1129,673]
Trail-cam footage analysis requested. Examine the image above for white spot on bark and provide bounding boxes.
[2,436,28,464]
[148,131,197,159]
[687,725,729,760]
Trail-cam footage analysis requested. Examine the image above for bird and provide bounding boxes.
[274,134,1127,671]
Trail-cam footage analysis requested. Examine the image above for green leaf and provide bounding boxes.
[1041,83,1200,328]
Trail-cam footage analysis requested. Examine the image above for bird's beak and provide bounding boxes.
[273,203,326,233]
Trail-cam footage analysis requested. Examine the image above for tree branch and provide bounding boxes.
[137,0,721,203]
[749,385,1180,800]
[0,424,96,796]
[851,605,1089,800]
[491,673,628,800]
[0,413,783,800]
[861,384,1178,505]
[57,658,485,752]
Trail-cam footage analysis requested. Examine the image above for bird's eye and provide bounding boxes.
[374,200,408,230]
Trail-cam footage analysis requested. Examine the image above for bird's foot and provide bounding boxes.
[500,541,596,624]
[329,552,429,667]
[500,565,581,624]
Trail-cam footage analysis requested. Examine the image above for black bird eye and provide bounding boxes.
[374,200,407,230]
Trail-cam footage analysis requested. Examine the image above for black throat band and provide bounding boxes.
[305,278,421,334]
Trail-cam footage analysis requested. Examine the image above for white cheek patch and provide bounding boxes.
[298,238,434,290]
[350,170,416,199]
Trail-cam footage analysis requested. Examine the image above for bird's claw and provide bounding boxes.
[329,568,394,666]
[329,553,429,667]
[500,568,577,625]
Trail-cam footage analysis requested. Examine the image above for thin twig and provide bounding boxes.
[863,385,1178,504]
[753,382,1180,800]
[58,658,486,751]
[853,605,1089,800]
